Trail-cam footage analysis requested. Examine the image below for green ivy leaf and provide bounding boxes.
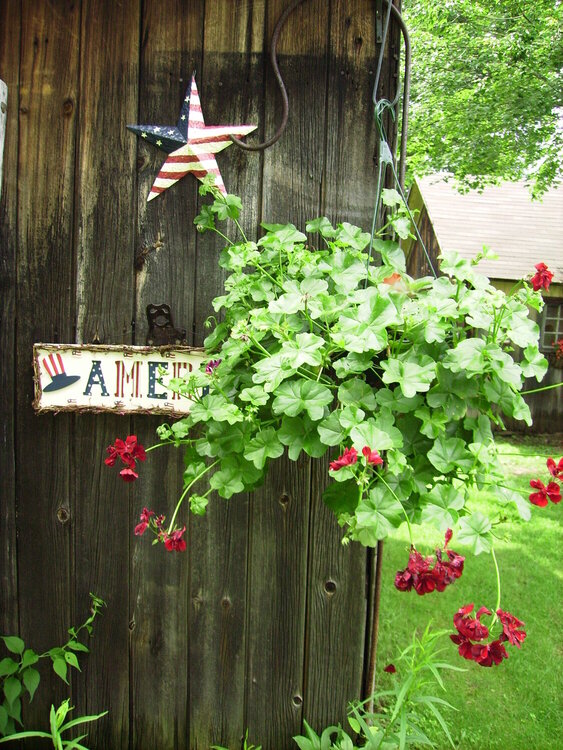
[22,667,40,701]
[381,355,436,398]
[280,332,325,368]
[272,380,333,421]
[521,345,548,381]
[20,649,39,669]
[497,487,531,522]
[353,486,405,545]
[65,641,89,653]
[278,416,326,460]
[339,405,365,431]
[190,394,243,426]
[52,657,68,684]
[0,704,8,734]
[252,353,297,392]
[64,652,81,671]
[3,677,21,708]
[244,429,284,469]
[0,658,18,678]
[457,513,492,555]
[317,412,347,447]
[350,419,397,452]
[322,479,359,515]
[306,216,336,237]
[420,485,465,530]
[332,352,373,377]
[213,193,242,221]
[428,436,474,473]
[185,494,206,515]
[209,466,245,499]
[1,637,24,656]
[414,406,449,439]
[337,379,377,412]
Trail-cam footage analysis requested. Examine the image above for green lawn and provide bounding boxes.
[376,435,563,750]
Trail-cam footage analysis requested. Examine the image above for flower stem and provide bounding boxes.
[167,461,219,533]
[520,381,563,395]
[490,546,501,627]
[379,474,413,546]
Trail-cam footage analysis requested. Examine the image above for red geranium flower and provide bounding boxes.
[329,447,358,471]
[453,604,491,641]
[120,467,139,482]
[383,664,397,673]
[451,604,524,667]
[497,609,527,648]
[105,435,146,481]
[134,507,155,536]
[530,262,553,292]
[529,478,561,506]
[394,530,465,595]
[556,340,563,359]
[362,446,384,466]
[163,526,187,552]
[205,359,222,375]
[547,457,563,479]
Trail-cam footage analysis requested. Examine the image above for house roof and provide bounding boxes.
[409,176,563,283]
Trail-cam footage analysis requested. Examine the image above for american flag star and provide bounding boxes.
[127,74,257,200]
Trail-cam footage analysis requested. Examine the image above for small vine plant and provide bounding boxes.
[105,182,561,668]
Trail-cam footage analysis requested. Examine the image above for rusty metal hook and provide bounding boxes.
[229,0,307,151]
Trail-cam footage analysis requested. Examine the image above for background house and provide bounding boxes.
[404,175,562,433]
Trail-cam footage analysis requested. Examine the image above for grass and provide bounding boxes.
[376,434,563,750]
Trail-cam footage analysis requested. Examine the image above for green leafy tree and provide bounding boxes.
[404,0,563,194]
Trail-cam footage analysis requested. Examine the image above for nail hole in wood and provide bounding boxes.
[324,579,337,595]
[221,596,231,610]
[56,507,70,524]
[128,619,136,631]
[62,98,73,115]
[279,493,290,508]
[292,694,303,707]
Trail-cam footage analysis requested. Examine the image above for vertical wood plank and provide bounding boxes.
[245,2,330,747]
[14,0,80,727]
[72,1,140,746]
[303,0,377,730]
[130,2,204,748]
[188,3,266,748]
[0,0,20,640]
[0,80,7,193]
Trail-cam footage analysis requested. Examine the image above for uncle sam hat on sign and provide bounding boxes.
[42,352,80,392]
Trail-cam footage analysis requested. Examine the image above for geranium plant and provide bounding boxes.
[106,181,561,669]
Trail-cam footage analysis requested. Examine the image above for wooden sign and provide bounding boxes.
[33,344,205,415]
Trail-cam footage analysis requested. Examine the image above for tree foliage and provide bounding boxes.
[403,0,563,194]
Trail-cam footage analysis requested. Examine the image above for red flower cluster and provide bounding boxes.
[162,526,187,552]
[529,456,563,506]
[133,507,186,552]
[450,603,526,667]
[329,447,357,470]
[556,339,563,360]
[329,446,383,471]
[394,529,465,595]
[362,446,384,466]
[530,262,553,292]
[134,507,155,536]
[105,435,146,481]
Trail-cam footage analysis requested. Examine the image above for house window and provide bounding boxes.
[540,299,563,352]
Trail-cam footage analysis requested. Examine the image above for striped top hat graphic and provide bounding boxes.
[42,352,80,392]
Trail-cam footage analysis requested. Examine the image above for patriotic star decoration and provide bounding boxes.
[127,75,257,200]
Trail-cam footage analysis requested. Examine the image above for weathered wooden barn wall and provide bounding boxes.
[0,1,402,748]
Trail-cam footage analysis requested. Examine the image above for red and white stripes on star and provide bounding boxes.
[147,77,256,200]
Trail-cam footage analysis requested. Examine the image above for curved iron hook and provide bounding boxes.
[229,0,307,151]
[230,0,410,187]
